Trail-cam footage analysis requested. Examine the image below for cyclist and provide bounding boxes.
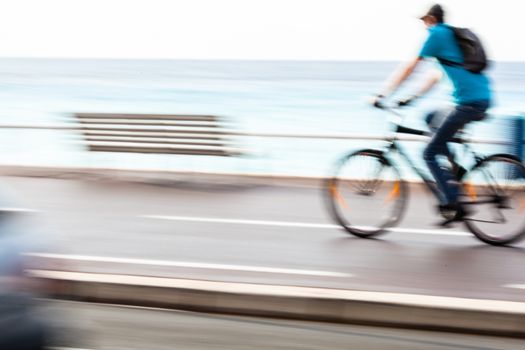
[371,4,492,224]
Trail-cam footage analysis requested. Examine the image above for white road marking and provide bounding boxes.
[143,215,337,229]
[503,284,525,290]
[389,227,469,236]
[141,215,471,236]
[0,207,40,213]
[25,253,351,278]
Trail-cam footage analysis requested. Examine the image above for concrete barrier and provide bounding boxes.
[29,270,525,338]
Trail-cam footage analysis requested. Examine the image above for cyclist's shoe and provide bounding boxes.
[436,203,471,227]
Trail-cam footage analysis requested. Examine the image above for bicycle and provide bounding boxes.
[325,104,525,246]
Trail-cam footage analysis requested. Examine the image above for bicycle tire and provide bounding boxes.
[324,149,408,238]
[461,154,525,246]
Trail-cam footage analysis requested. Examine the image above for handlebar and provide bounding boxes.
[373,101,403,117]
[373,94,417,114]
[372,99,433,138]
[372,99,468,142]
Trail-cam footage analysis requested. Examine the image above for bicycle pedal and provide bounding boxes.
[438,207,457,221]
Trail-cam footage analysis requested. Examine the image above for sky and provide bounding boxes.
[0,0,522,61]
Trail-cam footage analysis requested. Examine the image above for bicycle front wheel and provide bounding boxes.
[325,149,407,238]
[461,154,525,245]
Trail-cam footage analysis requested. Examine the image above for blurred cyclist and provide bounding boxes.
[371,4,492,225]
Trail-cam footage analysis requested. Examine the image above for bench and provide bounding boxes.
[73,113,244,157]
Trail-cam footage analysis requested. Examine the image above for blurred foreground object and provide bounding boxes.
[0,213,50,349]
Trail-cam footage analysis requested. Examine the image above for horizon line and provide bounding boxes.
[0,56,524,63]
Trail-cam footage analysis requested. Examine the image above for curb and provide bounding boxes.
[29,270,525,338]
[0,164,325,188]
[0,164,432,189]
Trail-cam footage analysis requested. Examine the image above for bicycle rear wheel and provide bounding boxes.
[461,154,525,245]
[325,149,407,238]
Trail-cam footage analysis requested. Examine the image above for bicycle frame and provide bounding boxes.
[379,107,486,203]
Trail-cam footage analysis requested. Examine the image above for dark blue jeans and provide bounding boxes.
[423,100,490,205]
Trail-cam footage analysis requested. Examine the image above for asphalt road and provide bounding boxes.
[42,300,525,350]
[1,175,525,302]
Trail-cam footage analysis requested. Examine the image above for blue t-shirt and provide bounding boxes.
[419,23,491,104]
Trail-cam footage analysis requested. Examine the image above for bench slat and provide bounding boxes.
[89,146,232,156]
[75,113,219,122]
[85,141,239,151]
[85,135,228,146]
[85,142,241,156]
[79,125,233,134]
[78,119,222,128]
[83,131,223,140]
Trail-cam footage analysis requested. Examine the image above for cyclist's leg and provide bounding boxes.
[425,108,452,133]
[424,102,489,207]
[424,134,460,206]
[425,108,462,171]
[424,108,473,206]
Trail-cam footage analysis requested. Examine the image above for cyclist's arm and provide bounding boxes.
[414,68,443,98]
[379,57,423,97]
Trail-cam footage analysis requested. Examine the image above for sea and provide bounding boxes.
[0,58,523,178]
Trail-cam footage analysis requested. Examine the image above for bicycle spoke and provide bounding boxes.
[326,150,406,238]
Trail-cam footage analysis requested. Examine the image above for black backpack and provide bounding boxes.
[438,27,489,74]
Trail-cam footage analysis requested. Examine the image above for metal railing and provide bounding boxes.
[0,123,514,145]
[0,117,520,180]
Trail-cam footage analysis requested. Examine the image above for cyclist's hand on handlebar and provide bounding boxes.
[396,95,418,107]
[370,94,386,109]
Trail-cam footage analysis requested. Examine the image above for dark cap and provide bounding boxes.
[420,4,445,22]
